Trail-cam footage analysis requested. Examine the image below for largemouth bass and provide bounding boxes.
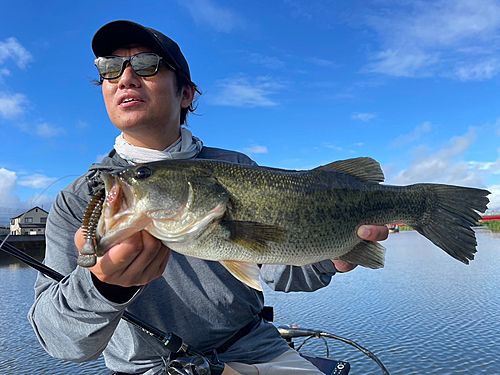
[79,157,490,291]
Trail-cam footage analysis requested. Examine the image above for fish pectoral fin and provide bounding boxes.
[222,221,286,255]
[314,157,385,183]
[220,260,263,291]
[337,240,386,269]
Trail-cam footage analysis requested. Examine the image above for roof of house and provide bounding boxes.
[11,206,49,220]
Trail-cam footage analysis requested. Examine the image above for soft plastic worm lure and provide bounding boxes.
[77,190,105,267]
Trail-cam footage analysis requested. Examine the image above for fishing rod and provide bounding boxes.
[278,325,391,375]
[1,241,391,374]
[0,241,224,374]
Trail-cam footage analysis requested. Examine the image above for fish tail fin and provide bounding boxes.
[408,184,490,264]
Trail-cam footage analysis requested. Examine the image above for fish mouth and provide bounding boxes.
[147,199,227,244]
[95,172,151,255]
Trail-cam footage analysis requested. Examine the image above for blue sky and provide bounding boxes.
[1,0,500,225]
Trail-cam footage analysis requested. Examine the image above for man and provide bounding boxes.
[29,20,388,375]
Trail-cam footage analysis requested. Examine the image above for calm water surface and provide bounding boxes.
[0,230,498,374]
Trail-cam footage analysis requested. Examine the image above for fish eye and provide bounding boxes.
[135,166,153,180]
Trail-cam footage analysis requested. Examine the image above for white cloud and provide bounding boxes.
[18,174,58,189]
[0,37,33,69]
[13,121,66,138]
[0,39,32,121]
[36,122,66,138]
[95,153,109,163]
[209,76,284,107]
[283,0,313,20]
[389,128,483,186]
[247,53,285,69]
[323,142,344,152]
[470,148,500,175]
[0,92,28,119]
[25,193,54,211]
[0,68,10,79]
[366,49,439,77]
[335,92,355,99]
[0,168,17,197]
[0,168,23,224]
[455,58,500,81]
[306,57,337,68]
[351,112,376,122]
[76,120,89,130]
[390,121,433,148]
[180,0,245,33]
[364,0,500,79]
[243,145,268,155]
[408,0,500,45]
[486,185,500,210]
[0,168,59,224]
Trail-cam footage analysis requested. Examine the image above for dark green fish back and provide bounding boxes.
[199,159,489,266]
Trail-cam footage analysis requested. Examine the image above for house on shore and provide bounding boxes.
[10,206,49,236]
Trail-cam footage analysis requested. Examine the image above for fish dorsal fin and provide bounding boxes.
[222,220,287,255]
[220,260,263,291]
[314,157,385,183]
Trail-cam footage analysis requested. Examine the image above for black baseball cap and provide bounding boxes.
[92,20,191,80]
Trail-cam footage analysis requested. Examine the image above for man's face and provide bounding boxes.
[101,45,193,147]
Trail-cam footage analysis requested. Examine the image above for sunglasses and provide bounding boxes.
[94,53,175,80]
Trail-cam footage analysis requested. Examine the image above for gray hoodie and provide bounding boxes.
[28,146,338,374]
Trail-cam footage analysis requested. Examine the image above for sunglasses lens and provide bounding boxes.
[95,54,163,79]
[95,57,124,79]
[131,54,161,77]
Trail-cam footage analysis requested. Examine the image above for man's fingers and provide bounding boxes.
[74,227,85,250]
[123,232,164,280]
[92,231,170,287]
[332,260,357,273]
[357,225,389,242]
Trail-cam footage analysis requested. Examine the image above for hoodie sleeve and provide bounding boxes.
[259,261,337,293]
[27,177,143,362]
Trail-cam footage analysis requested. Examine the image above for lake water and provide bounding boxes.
[0,230,498,375]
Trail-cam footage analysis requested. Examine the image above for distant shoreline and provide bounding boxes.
[0,235,45,260]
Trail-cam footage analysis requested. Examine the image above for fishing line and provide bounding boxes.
[296,335,330,357]
[2,240,391,374]
[0,174,209,366]
[0,241,63,281]
[278,325,390,374]
[320,332,389,374]
[0,174,79,249]
[0,241,191,356]
[1,240,227,374]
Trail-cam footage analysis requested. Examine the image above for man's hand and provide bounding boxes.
[74,228,170,287]
[222,365,242,375]
[356,225,389,242]
[332,225,389,273]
